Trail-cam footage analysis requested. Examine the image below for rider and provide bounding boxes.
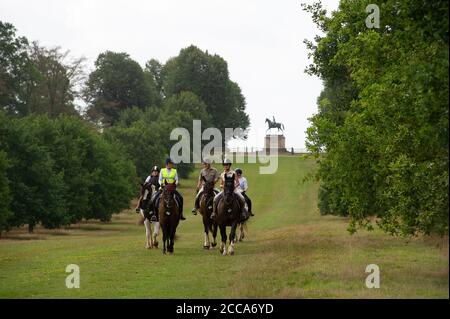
[191,158,220,215]
[135,165,160,214]
[235,168,254,216]
[150,157,186,221]
[211,158,247,221]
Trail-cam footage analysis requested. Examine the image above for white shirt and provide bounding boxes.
[237,176,248,192]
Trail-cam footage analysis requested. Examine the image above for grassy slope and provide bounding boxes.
[0,156,448,298]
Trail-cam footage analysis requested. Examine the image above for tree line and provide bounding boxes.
[0,21,249,234]
[303,0,448,236]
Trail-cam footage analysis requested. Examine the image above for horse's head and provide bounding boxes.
[202,176,215,194]
[223,174,235,205]
[162,180,176,209]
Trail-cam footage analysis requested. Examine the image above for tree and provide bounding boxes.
[162,45,249,140]
[0,149,12,235]
[145,58,164,98]
[1,115,68,232]
[105,91,212,180]
[26,43,85,116]
[0,21,36,116]
[0,110,137,232]
[84,51,158,126]
[304,0,449,236]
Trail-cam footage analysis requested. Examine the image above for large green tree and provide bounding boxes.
[105,91,212,180]
[0,111,137,232]
[162,45,249,139]
[84,51,159,126]
[0,150,12,235]
[304,0,449,236]
[0,21,36,116]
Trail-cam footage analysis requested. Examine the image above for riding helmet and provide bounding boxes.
[222,158,232,165]
[151,165,160,172]
[165,157,174,165]
[235,168,242,175]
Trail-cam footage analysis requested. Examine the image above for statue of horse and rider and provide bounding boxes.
[265,116,285,133]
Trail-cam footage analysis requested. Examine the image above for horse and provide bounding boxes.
[214,174,242,256]
[138,182,159,249]
[265,118,285,133]
[198,176,218,249]
[158,181,180,254]
[236,222,248,242]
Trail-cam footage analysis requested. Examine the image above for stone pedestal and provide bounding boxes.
[264,134,286,153]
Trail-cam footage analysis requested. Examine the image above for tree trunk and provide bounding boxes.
[28,224,34,233]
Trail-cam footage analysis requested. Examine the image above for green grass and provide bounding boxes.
[0,156,448,298]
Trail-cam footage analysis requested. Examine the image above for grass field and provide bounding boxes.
[0,156,448,298]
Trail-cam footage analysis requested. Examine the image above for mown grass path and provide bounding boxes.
[0,157,448,298]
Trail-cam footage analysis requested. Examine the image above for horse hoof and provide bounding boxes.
[229,251,234,256]
[203,245,210,250]
[154,242,158,248]
[211,243,217,248]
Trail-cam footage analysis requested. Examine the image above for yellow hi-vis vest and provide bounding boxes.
[160,168,177,185]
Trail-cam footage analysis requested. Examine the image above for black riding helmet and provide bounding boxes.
[151,165,160,173]
[235,168,243,175]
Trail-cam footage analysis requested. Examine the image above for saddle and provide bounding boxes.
[155,192,181,216]
[214,193,241,214]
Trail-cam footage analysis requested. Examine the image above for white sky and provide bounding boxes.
[0,0,339,149]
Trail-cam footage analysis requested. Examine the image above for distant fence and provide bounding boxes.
[226,147,309,155]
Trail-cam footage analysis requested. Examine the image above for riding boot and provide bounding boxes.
[191,193,200,215]
[135,196,142,213]
[178,194,186,220]
[243,192,253,216]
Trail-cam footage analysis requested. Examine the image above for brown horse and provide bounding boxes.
[198,176,218,249]
[214,174,241,256]
[158,181,180,254]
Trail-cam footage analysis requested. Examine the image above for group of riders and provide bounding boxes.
[136,157,254,223]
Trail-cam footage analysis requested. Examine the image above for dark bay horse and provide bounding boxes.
[265,118,284,133]
[214,174,241,256]
[158,181,180,254]
[199,176,218,249]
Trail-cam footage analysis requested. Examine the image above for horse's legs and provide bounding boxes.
[219,225,227,256]
[144,219,153,248]
[203,219,210,249]
[140,210,152,248]
[228,222,238,255]
[152,221,160,248]
[238,223,245,241]
[162,224,168,254]
[211,223,218,247]
[169,226,175,254]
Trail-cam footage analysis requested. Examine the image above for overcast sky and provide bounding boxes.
[1,0,339,149]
